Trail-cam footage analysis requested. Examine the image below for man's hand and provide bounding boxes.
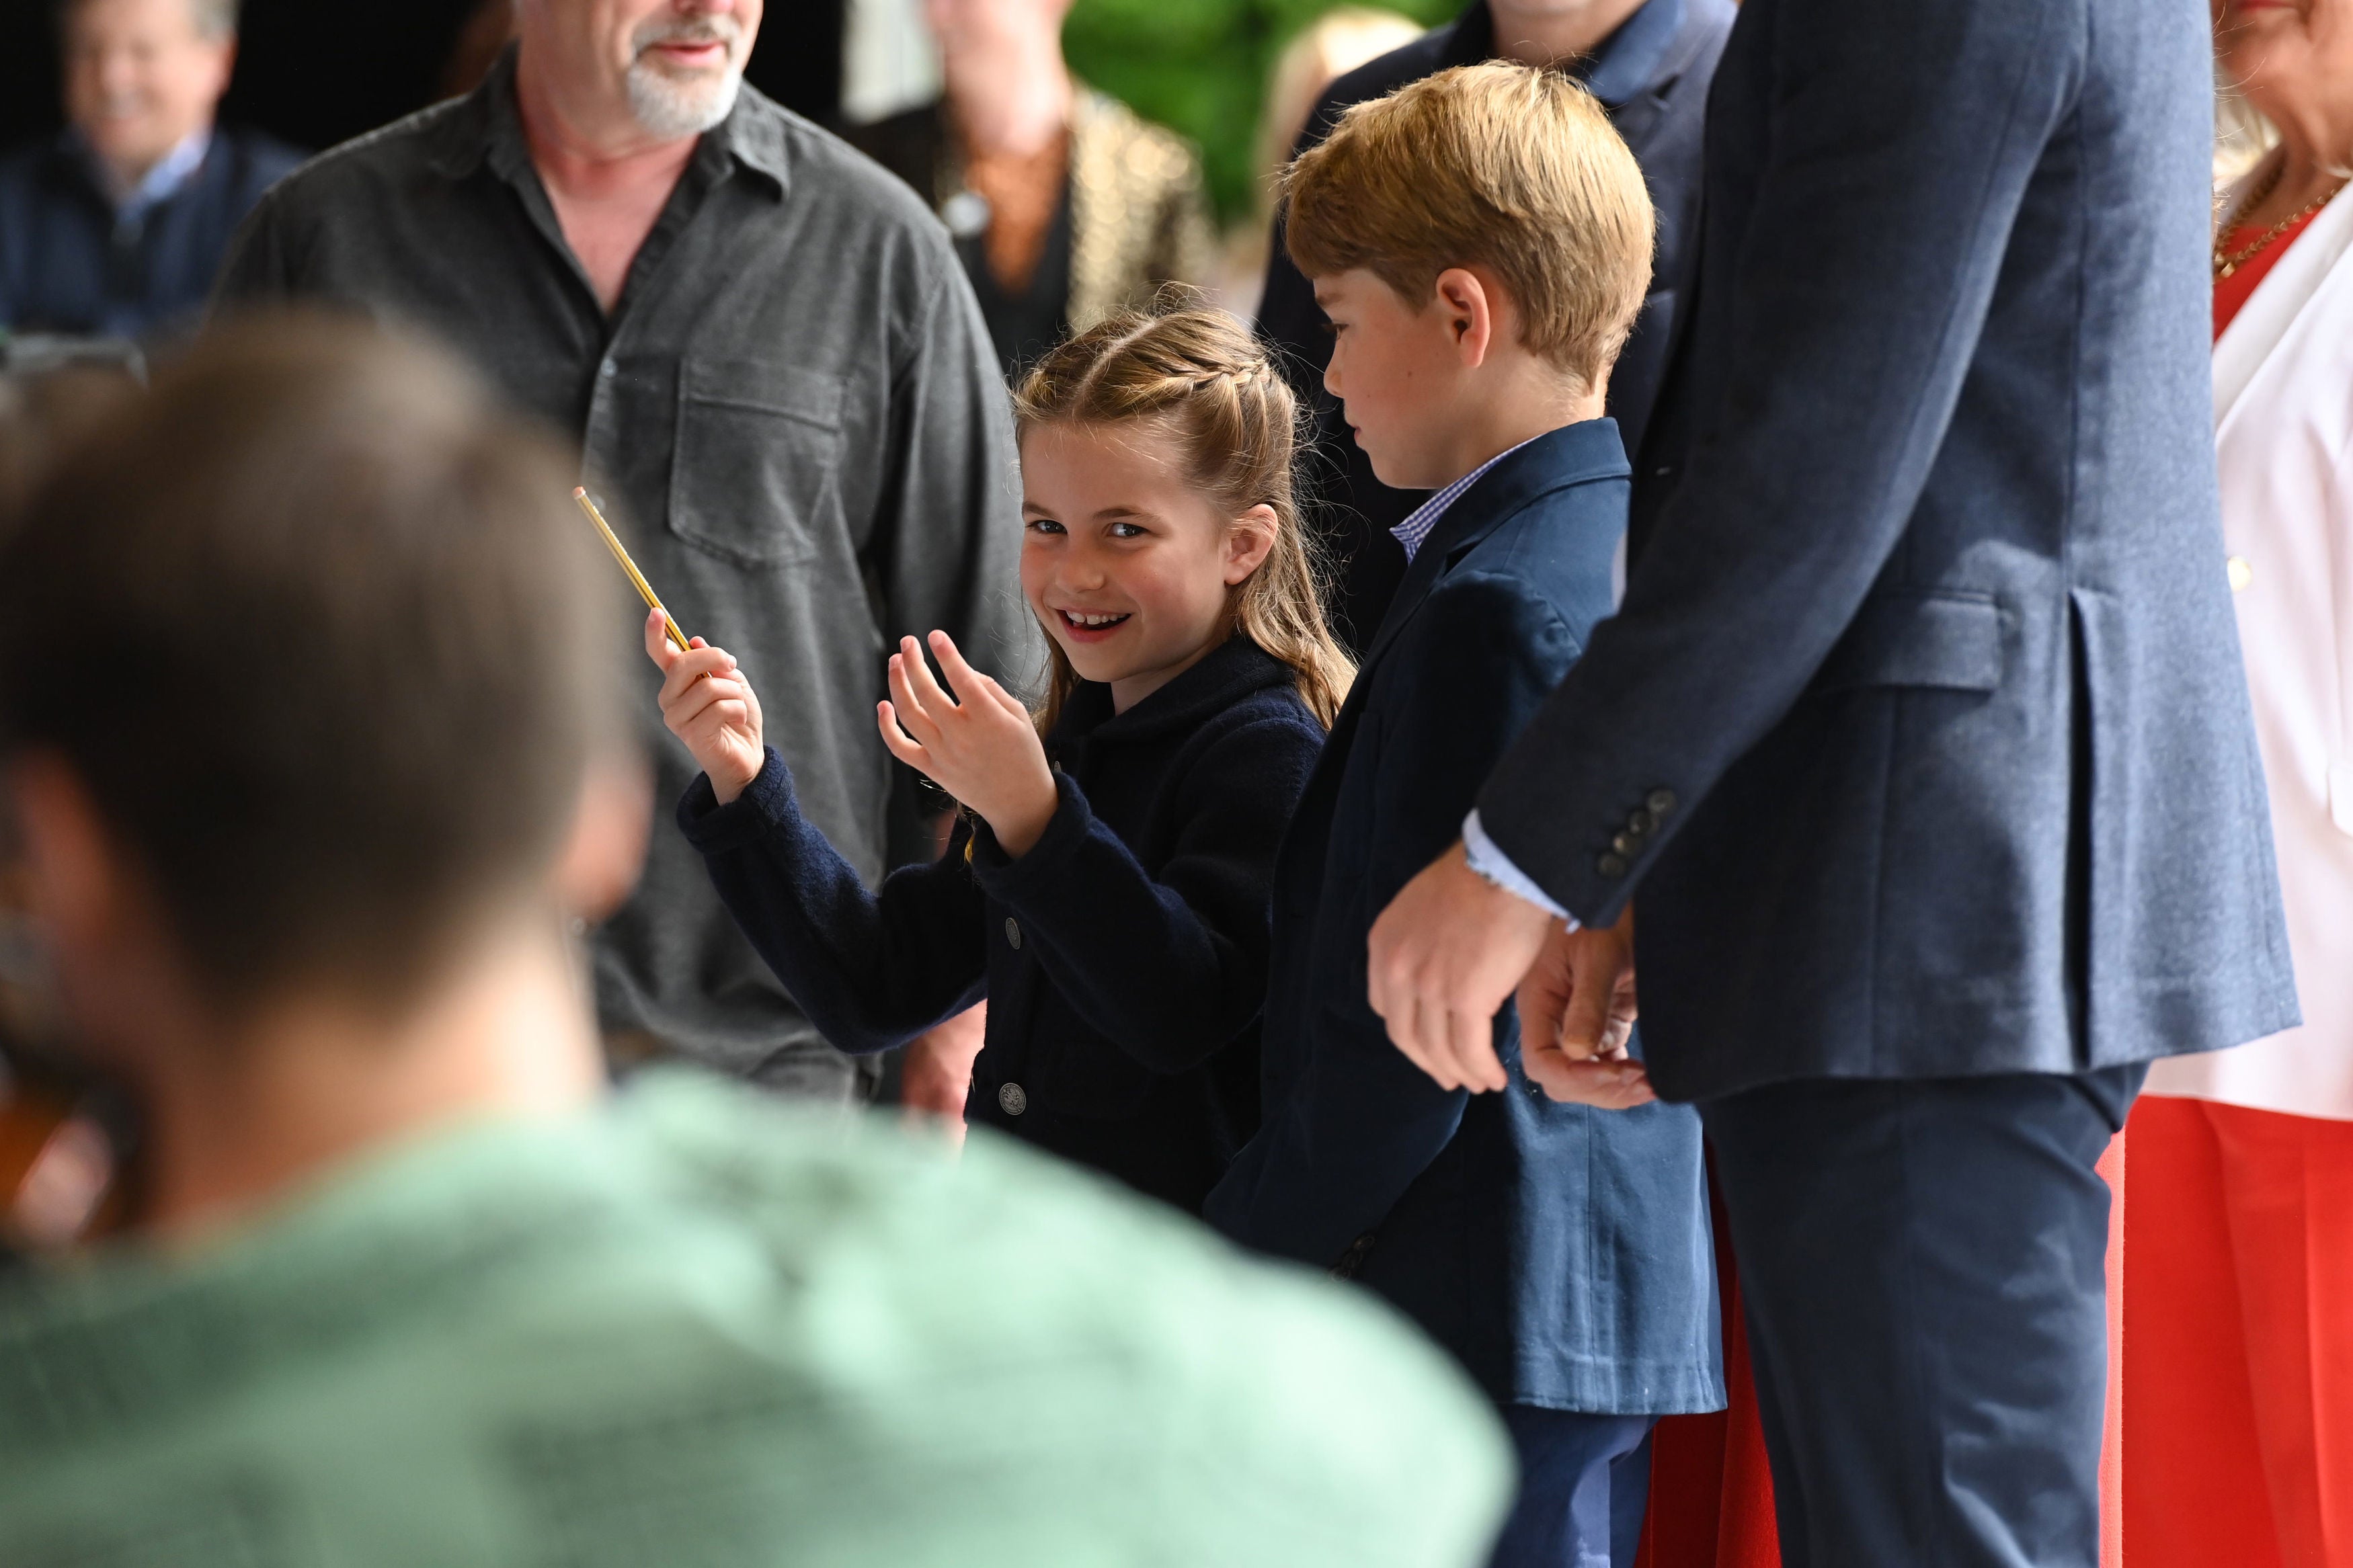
[900,1003,986,1147]
[1515,909,1646,1106]
[877,631,1060,856]
[645,609,765,803]
[1367,841,1558,1093]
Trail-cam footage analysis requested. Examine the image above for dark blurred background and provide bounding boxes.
[0,0,846,152]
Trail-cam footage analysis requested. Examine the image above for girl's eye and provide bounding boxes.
[1108,522,1148,540]
[1026,518,1066,536]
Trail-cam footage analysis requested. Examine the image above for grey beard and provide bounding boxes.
[625,60,742,139]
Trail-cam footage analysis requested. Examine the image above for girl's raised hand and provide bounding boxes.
[643,607,765,804]
[879,630,1058,856]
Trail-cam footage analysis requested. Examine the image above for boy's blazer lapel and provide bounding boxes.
[1358,421,1635,677]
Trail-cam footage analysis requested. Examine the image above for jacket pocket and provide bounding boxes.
[669,358,844,569]
[1815,589,2003,694]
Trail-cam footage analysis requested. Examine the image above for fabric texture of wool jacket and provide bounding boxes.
[681,636,1324,1212]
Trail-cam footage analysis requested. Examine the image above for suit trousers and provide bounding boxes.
[1492,1407,1657,1568]
[1700,1068,2143,1568]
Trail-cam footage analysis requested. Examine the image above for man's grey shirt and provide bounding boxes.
[215,54,1033,1083]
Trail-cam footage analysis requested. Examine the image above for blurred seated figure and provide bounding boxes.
[846,0,1213,374]
[0,0,299,342]
[0,316,1510,1567]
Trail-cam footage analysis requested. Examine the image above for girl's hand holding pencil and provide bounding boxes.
[879,630,1059,858]
[645,609,766,804]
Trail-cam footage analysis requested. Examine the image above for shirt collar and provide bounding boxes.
[428,44,789,199]
[1577,0,1686,106]
[1391,436,1541,563]
[79,124,211,218]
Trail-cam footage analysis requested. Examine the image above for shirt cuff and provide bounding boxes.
[1462,809,1575,925]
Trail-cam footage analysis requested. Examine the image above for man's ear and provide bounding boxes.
[1433,267,1495,370]
[1224,503,1281,587]
[552,755,652,924]
[7,754,128,965]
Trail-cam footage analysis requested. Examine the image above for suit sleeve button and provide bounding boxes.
[1004,917,1023,950]
[1646,788,1677,816]
[1597,852,1629,878]
[1611,832,1638,856]
[1626,809,1656,835]
[998,1082,1028,1116]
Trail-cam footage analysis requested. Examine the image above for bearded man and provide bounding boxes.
[216,0,1029,1107]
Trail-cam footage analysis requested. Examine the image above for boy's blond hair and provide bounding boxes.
[1283,61,1654,392]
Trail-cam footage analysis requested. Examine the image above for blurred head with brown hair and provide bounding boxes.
[0,315,647,1231]
[1011,302,1355,735]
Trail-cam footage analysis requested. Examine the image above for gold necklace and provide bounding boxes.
[2215,162,2345,280]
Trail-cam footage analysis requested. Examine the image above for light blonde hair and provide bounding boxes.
[1012,304,1355,737]
[1283,60,1654,393]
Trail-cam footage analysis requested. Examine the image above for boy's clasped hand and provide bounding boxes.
[647,610,1059,858]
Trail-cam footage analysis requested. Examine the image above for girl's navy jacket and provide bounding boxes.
[678,636,1325,1212]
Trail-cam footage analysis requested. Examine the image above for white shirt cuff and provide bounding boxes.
[1462,810,1575,925]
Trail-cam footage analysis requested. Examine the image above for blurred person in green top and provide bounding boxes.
[0,314,1509,1567]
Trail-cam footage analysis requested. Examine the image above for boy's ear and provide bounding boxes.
[1224,504,1281,587]
[1433,267,1496,370]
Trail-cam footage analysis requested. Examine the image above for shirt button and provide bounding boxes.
[1646,788,1678,817]
[598,358,617,379]
[1004,917,1023,950]
[1598,852,1629,878]
[998,1082,1028,1116]
[2227,556,2253,593]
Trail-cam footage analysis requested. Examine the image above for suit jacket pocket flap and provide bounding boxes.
[1817,591,2003,694]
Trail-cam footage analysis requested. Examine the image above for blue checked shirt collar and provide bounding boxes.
[1391,438,1540,563]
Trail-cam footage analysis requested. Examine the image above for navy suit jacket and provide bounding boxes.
[0,127,301,340]
[1256,0,1732,650]
[1477,0,2300,1101]
[1209,424,1721,1415]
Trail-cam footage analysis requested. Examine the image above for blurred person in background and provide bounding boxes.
[844,0,1215,375]
[0,0,299,343]
[0,316,1515,1566]
[216,0,1033,1109]
[1257,0,1732,651]
[1215,7,1425,318]
[2117,5,2353,1565]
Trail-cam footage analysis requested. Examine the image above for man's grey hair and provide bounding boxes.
[58,0,239,40]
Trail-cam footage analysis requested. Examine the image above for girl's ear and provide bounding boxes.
[1224,504,1281,587]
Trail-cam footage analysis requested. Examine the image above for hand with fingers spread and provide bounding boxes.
[1515,908,1650,1109]
[877,630,1060,857]
[1365,841,1558,1094]
[643,608,766,804]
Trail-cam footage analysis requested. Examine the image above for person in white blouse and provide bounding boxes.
[2118,5,2353,1565]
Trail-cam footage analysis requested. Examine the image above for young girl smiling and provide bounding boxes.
[655,307,1353,1210]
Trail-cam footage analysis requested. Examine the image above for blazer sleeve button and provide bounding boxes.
[1597,852,1629,878]
[1647,788,1677,816]
[1626,809,1656,835]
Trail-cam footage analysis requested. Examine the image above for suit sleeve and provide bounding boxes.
[678,747,989,1053]
[969,712,1320,1074]
[1476,0,2079,921]
[1209,578,1584,1266]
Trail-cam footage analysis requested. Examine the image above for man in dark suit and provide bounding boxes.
[0,0,300,341]
[1256,0,1731,651]
[1363,1,2301,1564]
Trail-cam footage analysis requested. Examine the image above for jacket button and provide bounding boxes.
[1647,788,1677,816]
[1598,852,1628,878]
[1004,917,1022,950]
[998,1082,1028,1116]
[2227,556,2253,593]
[1611,832,1638,856]
[1626,808,1656,835]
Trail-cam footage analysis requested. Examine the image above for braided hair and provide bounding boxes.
[1012,302,1355,736]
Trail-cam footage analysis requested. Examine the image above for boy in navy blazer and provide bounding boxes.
[1205,65,1720,1568]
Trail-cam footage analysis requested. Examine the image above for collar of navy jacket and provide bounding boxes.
[1358,419,1632,674]
[1046,630,1298,763]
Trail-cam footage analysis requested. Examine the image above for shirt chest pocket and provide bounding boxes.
[669,359,845,570]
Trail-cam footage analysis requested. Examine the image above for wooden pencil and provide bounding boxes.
[572,487,691,653]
